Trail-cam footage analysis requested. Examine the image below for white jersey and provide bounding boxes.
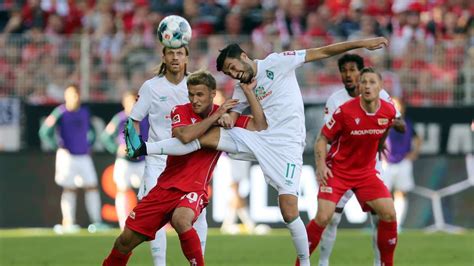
[131,75,189,165]
[231,50,307,145]
[324,88,400,123]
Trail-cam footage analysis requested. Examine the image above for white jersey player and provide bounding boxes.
[318,54,404,266]
[129,46,208,265]
[132,38,390,266]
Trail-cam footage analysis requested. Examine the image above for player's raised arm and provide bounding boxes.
[304,37,388,63]
[240,79,267,131]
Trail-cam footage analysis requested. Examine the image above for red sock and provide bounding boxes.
[179,228,204,266]
[377,220,398,266]
[102,248,131,266]
[295,220,326,266]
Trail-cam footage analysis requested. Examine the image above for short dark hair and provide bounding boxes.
[187,70,216,90]
[360,67,382,80]
[337,54,364,71]
[216,43,246,72]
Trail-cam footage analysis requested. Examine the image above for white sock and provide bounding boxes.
[146,138,200,156]
[369,213,381,266]
[319,212,342,265]
[237,207,255,231]
[221,207,237,230]
[394,196,407,228]
[150,228,167,266]
[61,190,77,226]
[115,191,128,230]
[85,189,102,223]
[286,217,310,266]
[193,208,208,255]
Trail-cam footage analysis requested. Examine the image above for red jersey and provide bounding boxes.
[157,103,250,193]
[321,97,396,179]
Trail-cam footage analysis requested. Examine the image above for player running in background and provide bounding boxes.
[39,84,106,234]
[100,90,149,229]
[128,45,210,265]
[128,37,389,265]
[302,67,398,266]
[383,97,422,230]
[103,70,267,266]
[318,54,404,266]
[219,157,257,234]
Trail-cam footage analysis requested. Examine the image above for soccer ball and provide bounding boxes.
[157,15,192,48]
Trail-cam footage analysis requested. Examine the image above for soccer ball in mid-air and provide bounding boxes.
[157,15,192,48]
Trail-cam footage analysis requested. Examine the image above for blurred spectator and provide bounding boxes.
[22,0,47,30]
[252,8,289,56]
[41,0,70,16]
[93,13,125,66]
[149,0,184,15]
[390,3,434,58]
[223,9,243,39]
[234,0,263,34]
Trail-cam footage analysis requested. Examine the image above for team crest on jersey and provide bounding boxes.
[378,118,389,125]
[355,118,360,125]
[172,114,181,124]
[129,211,136,220]
[254,85,273,101]
[266,70,274,80]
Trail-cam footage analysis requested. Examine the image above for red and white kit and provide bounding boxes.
[318,97,396,210]
[126,103,250,239]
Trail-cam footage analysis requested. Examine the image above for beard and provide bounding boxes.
[240,62,254,84]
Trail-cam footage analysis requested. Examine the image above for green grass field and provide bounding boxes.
[0,228,473,266]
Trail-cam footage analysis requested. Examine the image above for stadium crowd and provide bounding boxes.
[0,0,472,105]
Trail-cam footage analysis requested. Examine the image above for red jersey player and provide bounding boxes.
[103,70,267,266]
[300,67,398,266]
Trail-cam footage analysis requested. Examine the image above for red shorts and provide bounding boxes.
[125,186,208,240]
[318,173,391,212]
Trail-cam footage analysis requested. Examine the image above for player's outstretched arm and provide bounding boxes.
[173,99,239,144]
[314,133,333,186]
[304,37,388,63]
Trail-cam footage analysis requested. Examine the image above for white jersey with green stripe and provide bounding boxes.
[231,50,307,145]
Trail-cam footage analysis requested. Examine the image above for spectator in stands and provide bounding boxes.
[223,9,243,41]
[93,13,125,66]
[390,2,434,58]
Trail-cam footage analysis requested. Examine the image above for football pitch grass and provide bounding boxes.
[0,228,473,266]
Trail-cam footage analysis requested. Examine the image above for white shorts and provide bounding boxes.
[221,127,304,196]
[55,148,98,189]
[230,157,251,183]
[137,155,167,200]
[113,158,145,191]
[383,159,415,192]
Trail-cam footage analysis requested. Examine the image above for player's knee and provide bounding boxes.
[378,208,397,222]
[315,213,332,227]
[171,216,193,234]
[282,212,299,223]
[114,233,133,253]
